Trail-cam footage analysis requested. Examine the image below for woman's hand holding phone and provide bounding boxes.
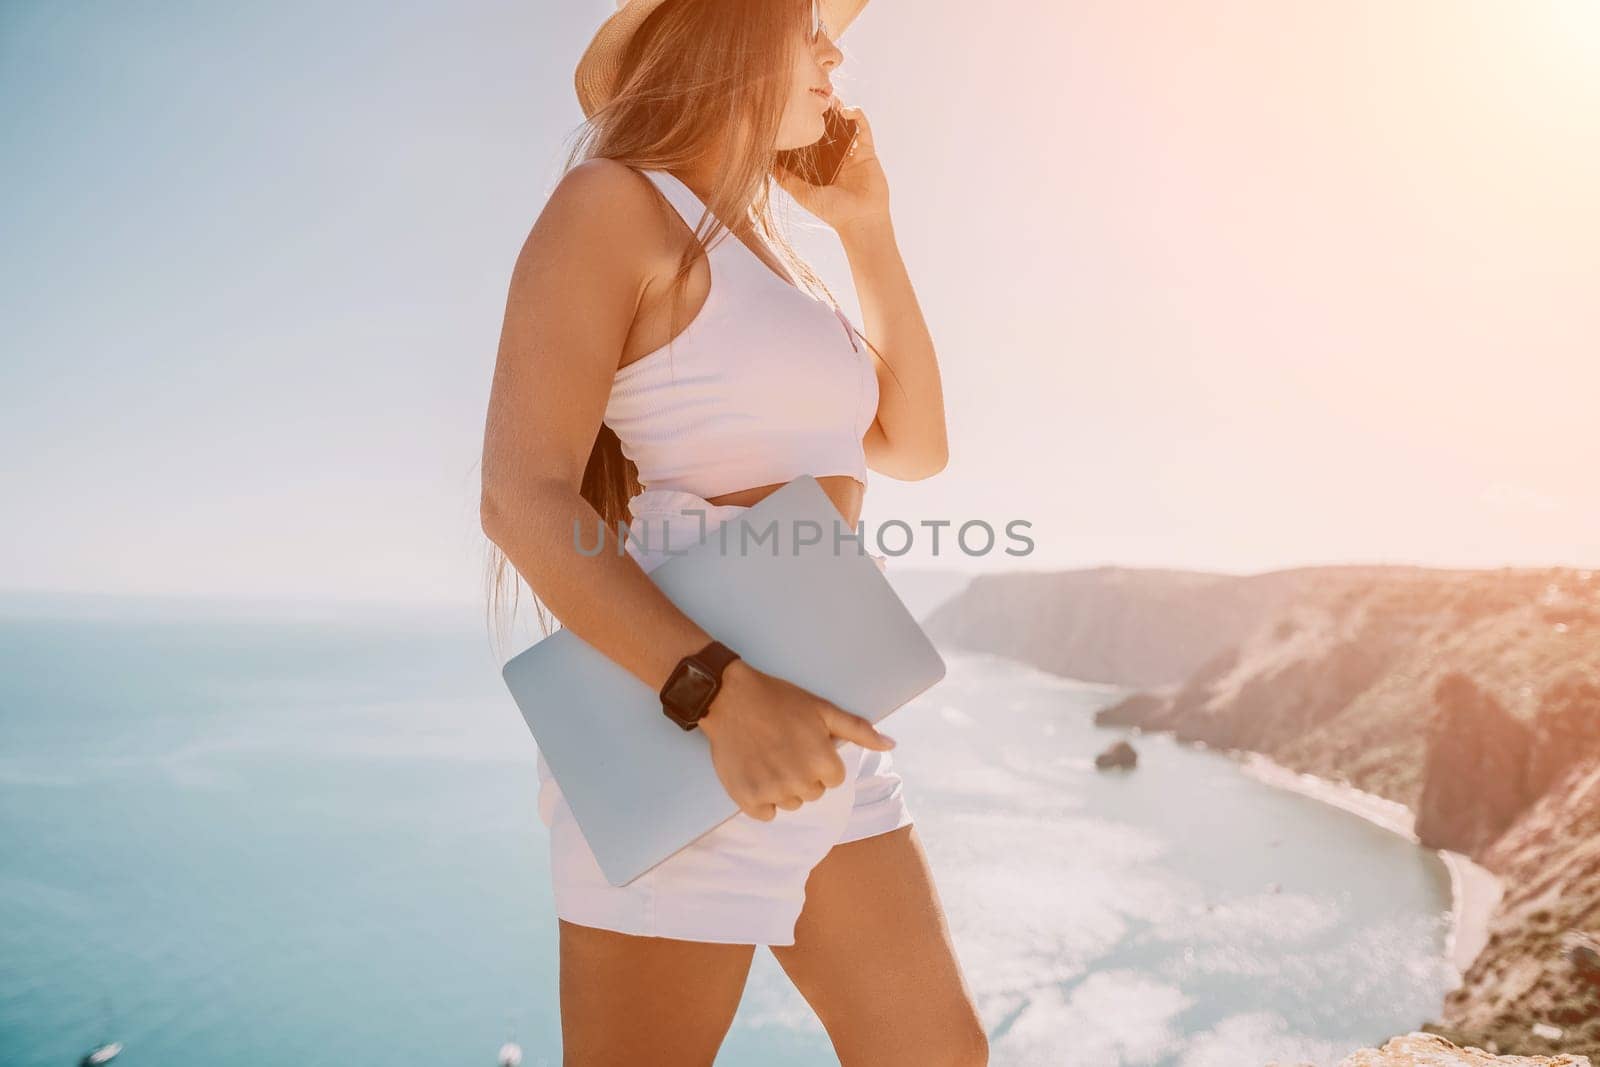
[697,658,896,821]
[774,102,892,238]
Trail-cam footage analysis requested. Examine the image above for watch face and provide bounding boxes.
[663,660,717,717]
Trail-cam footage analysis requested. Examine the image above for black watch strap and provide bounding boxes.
[693,640,741,678]
[659,640,742,731]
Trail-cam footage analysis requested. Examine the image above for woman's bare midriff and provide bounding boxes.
[705,475,865,529]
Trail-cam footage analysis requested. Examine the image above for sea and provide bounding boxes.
[0,583,1462,1067]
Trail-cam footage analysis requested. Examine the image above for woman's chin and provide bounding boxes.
[800,115,827,144]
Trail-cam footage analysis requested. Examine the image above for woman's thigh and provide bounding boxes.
[768,824,989,1067]
[557,919,756,1066]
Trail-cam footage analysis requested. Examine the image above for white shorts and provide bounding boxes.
[534,487,913,946]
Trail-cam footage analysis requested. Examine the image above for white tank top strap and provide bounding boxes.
[638,169,712,241]
[638,168,798,289]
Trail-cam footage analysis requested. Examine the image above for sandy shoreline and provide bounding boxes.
[1231,751,1504,974]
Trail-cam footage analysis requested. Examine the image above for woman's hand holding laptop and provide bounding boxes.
[698,660,897,822]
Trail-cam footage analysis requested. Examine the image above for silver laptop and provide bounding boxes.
[501,475,947,887]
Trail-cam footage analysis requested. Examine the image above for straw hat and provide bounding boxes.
[574,0,869,119]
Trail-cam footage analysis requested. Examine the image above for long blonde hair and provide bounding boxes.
[485,0,898,656]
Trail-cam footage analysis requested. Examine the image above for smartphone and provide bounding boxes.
[775,104,860,187]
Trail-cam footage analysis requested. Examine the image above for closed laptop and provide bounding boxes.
[501,475,947,886]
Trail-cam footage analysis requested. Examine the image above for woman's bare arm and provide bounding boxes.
[774,101,944,482]
[848,213,949,481]
[480,159,715,693]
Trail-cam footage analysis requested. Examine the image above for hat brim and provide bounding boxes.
[575,0,870,120]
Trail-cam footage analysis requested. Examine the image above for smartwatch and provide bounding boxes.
[660,640,742,731]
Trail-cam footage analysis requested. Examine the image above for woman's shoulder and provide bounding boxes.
[544,159,667,232]
[553,157,656,200]
[523,159,676,282]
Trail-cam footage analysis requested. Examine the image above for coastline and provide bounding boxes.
[1231,750,1504,975]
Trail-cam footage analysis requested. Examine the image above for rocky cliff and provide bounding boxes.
[1273,1031,1594,1065]
[922,563,1405,689]
[929,564,1600,1058]
[1434,760,1600,1055]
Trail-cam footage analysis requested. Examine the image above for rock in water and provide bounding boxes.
[1095,740,1138,770]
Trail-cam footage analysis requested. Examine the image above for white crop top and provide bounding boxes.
[603,168,880,500]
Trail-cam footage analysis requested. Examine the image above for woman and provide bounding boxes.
[480,1,983,1063]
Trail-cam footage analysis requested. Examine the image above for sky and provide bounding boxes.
[2,0,1596,606]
